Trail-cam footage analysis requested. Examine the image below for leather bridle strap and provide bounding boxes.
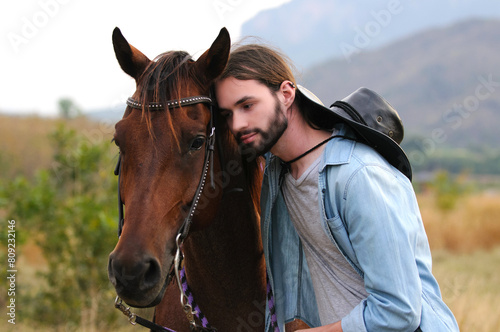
[115,94,215,238]
[126,96,213,110]
[114,155,124,237]
[114,94,216,331]
[177,125,215,242]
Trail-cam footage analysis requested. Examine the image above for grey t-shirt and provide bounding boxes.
[282,155,368,325]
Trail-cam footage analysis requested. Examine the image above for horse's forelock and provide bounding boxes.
[134,51,196,148]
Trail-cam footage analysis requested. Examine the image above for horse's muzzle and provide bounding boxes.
[107,251,168,307]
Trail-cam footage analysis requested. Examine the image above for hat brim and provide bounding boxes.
[296,86,412,180]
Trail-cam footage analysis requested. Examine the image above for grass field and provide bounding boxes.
[419,191,500,331]
[433,248,500,331]
[1,115,499,331]
[0,114,111,180]
[8,246,500,332]
[4,192,499,332]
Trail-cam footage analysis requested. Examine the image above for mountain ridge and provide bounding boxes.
[241,0,500,69]
[87,19,500,150]
[301,18,500,151]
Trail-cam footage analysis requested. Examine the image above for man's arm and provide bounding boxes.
[340,165,422,331]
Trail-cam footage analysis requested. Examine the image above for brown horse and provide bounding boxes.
[107,28,267,331]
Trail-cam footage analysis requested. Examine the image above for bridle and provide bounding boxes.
[113,94,218,332]
[114,95,216,239]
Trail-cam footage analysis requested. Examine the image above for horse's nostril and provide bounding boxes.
[143,258,161,288]
[108,252,161,293]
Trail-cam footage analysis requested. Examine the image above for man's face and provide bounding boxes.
[215,78,288,156]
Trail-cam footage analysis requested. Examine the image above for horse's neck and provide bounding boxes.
[184,163,263,279]
[183,151,265,299]
[156,149,266,331]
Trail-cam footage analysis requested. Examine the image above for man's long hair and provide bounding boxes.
[217,43,337,131]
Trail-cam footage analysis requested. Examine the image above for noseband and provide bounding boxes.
[113,94,218,331]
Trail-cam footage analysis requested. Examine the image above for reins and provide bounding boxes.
[113,94,217,332]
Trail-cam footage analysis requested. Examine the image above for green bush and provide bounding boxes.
[1,123,121,330]
[430,170,471,211]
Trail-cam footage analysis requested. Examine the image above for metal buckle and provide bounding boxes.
[174,234,198,328]
[114,296,137,325]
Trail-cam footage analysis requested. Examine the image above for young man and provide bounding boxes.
[215,44,459,332]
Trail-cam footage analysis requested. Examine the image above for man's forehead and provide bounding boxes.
[216,78,269,106]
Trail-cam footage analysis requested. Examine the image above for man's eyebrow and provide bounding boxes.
[234,96,253,106]
[218,96,254,113]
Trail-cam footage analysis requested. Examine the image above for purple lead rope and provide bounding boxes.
[179,267,212,329]
[158,268,277,332]
[266,273,280,332]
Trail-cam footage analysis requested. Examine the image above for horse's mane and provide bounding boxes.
[133,50,263,212]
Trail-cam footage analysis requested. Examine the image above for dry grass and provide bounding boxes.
[0,115,110,179]
[433,248,500,332]
[2,115,500,330]
[419,192,500,253]
[419,192,500,331]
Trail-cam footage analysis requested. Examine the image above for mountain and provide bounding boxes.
[241,0,500,69]
[88,19,500,175]
[301,19,500,152]
[89,19,500,149]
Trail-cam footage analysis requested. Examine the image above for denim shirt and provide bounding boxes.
[261,124,459,332]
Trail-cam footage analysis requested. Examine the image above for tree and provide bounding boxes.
[58,98,82,119]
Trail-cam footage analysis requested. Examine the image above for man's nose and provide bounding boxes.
[230,112,248,133]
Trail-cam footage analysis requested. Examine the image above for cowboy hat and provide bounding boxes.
[296,85,412,180]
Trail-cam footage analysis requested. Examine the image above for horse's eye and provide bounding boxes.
[190,136,205,151]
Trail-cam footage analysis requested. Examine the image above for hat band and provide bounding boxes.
[331,101,368,126]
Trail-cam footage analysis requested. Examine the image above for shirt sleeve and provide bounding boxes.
[340,164,422,332]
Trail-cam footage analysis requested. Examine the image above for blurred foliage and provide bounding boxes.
[58,98,82,119]
[403,136,500,176]
[429,170,472,211]
[0,114,103,181]
[0,122,120,330]
[0,112,498,330]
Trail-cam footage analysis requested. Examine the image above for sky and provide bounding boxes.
[0,0,291,116]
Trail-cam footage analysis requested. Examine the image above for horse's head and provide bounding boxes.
[108,27,230,307]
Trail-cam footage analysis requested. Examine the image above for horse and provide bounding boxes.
[107,26,311,331]
[107,27,267,331]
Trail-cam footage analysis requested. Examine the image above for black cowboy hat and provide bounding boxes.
[296,86,412,181]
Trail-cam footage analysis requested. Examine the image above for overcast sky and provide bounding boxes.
[0,0,290,116]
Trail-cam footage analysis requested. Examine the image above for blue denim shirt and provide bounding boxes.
[261,124,459,332]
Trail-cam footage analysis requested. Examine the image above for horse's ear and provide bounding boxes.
[112,27,151,81]
[195,28,230,83]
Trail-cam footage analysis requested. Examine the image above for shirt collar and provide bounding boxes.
[319,123,357,171]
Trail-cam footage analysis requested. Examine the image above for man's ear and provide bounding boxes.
[279,80,296,109]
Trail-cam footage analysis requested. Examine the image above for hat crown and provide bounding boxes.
[331,87,404,144]
[295,85,412,180]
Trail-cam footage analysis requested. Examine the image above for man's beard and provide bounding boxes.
[237,98,288,157]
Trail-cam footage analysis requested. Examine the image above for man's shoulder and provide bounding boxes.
[323,132,402,181]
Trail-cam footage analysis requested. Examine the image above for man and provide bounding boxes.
[215,44,459,332]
